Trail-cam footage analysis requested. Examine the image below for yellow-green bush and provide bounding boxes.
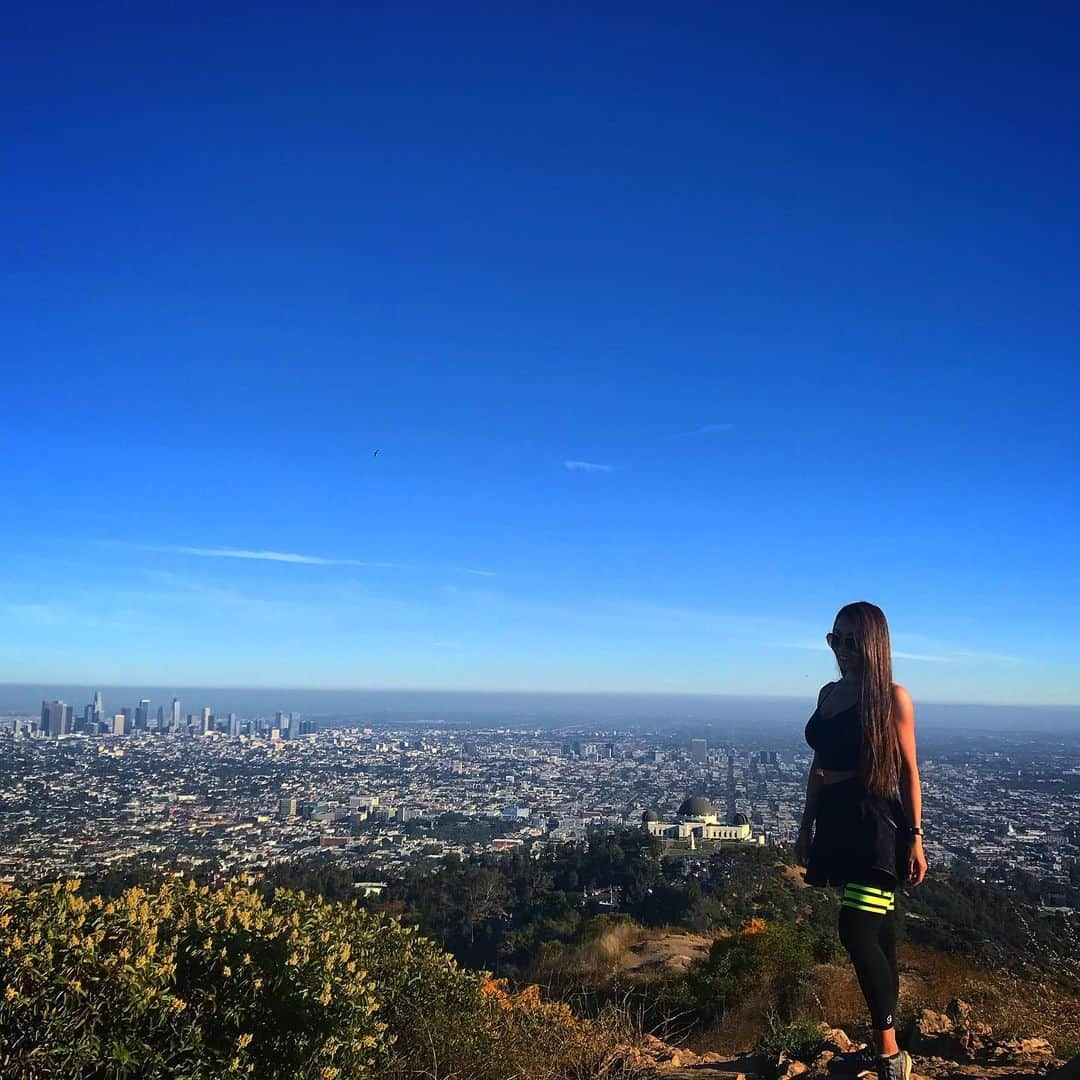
[0,878,491,1079]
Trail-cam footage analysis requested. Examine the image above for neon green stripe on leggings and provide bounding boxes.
[842,885,894,912]
[842,894,889,911]
[843,882,894,898]
[838,894,889,911]
[842,890,891,906]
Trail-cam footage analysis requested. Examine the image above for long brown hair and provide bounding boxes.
[835,601,901,798]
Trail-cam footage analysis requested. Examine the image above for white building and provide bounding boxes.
[642,796,763,845]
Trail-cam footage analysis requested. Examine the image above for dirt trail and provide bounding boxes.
[620,930,715,977]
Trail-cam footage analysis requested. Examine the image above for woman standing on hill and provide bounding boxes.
[795,601,928,1080]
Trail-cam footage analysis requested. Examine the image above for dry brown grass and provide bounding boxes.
[897,940,1080,1055]
[798,940,1080,1055]
[582,921,644,974]
[532,920,644,985]
[477,978,662,1080]
[684,936,1080,1059]
[533,922,718,988]
[688,989,790,1057]
[532,903,1080,1064]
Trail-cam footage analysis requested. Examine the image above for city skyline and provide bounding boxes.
[4,7,1078,703]
[30,689,307,740]
[2,703,1076,896]
[4,684,1079,733]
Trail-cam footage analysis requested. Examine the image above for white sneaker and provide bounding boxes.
[873,1049,912,1080]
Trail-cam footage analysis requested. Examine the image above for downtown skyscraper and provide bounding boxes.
[39,700,72,737]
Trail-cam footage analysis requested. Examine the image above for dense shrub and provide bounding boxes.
[668,919,816,1027]
[0,879,657,1080]
[0,878,491,1078]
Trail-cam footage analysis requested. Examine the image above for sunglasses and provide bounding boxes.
[826,632,858,651]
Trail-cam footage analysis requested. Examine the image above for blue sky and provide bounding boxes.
[3,4,1078,704]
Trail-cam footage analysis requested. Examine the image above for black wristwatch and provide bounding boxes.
[910,826,924,837]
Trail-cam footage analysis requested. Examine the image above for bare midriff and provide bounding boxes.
[814,767,859,784]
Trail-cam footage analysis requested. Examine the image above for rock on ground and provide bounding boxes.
[638,999,1073,1080]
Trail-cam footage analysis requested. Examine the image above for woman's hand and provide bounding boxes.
[795,823,813,868]
[907,837,928,886]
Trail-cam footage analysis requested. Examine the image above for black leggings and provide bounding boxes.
[837,878,900,1031]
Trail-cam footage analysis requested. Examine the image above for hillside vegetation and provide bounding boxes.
[15,832,1077,1077]
[0,879,648,1080]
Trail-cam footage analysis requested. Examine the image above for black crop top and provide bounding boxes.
[804,691,862,771]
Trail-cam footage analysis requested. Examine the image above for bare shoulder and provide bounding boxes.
[891,683,915,718]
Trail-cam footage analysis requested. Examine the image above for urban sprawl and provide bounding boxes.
[2,692,1077,912]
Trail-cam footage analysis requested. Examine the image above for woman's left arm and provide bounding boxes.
[893,684,928,886]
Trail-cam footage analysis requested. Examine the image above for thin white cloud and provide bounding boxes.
[777,641,1021,665]
[779,642,953,662]
[457,567,498,577]
[669,423,735,438]
[892,633,1023,663]
[125,544,410,569]
[563,460,614,473]
[435,591,818,638]
[945,648,1024,664]
[5,602,128,632]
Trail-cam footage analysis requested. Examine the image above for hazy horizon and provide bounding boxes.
[4,683,1078,734]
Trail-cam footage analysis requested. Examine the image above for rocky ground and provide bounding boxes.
[612,998,1078,1080]
[619,929,715,976]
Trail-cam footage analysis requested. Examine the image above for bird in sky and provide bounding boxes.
[373,450,379,457]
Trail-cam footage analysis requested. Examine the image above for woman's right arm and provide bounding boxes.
[801,751,823,830]
[800,682,834,832]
